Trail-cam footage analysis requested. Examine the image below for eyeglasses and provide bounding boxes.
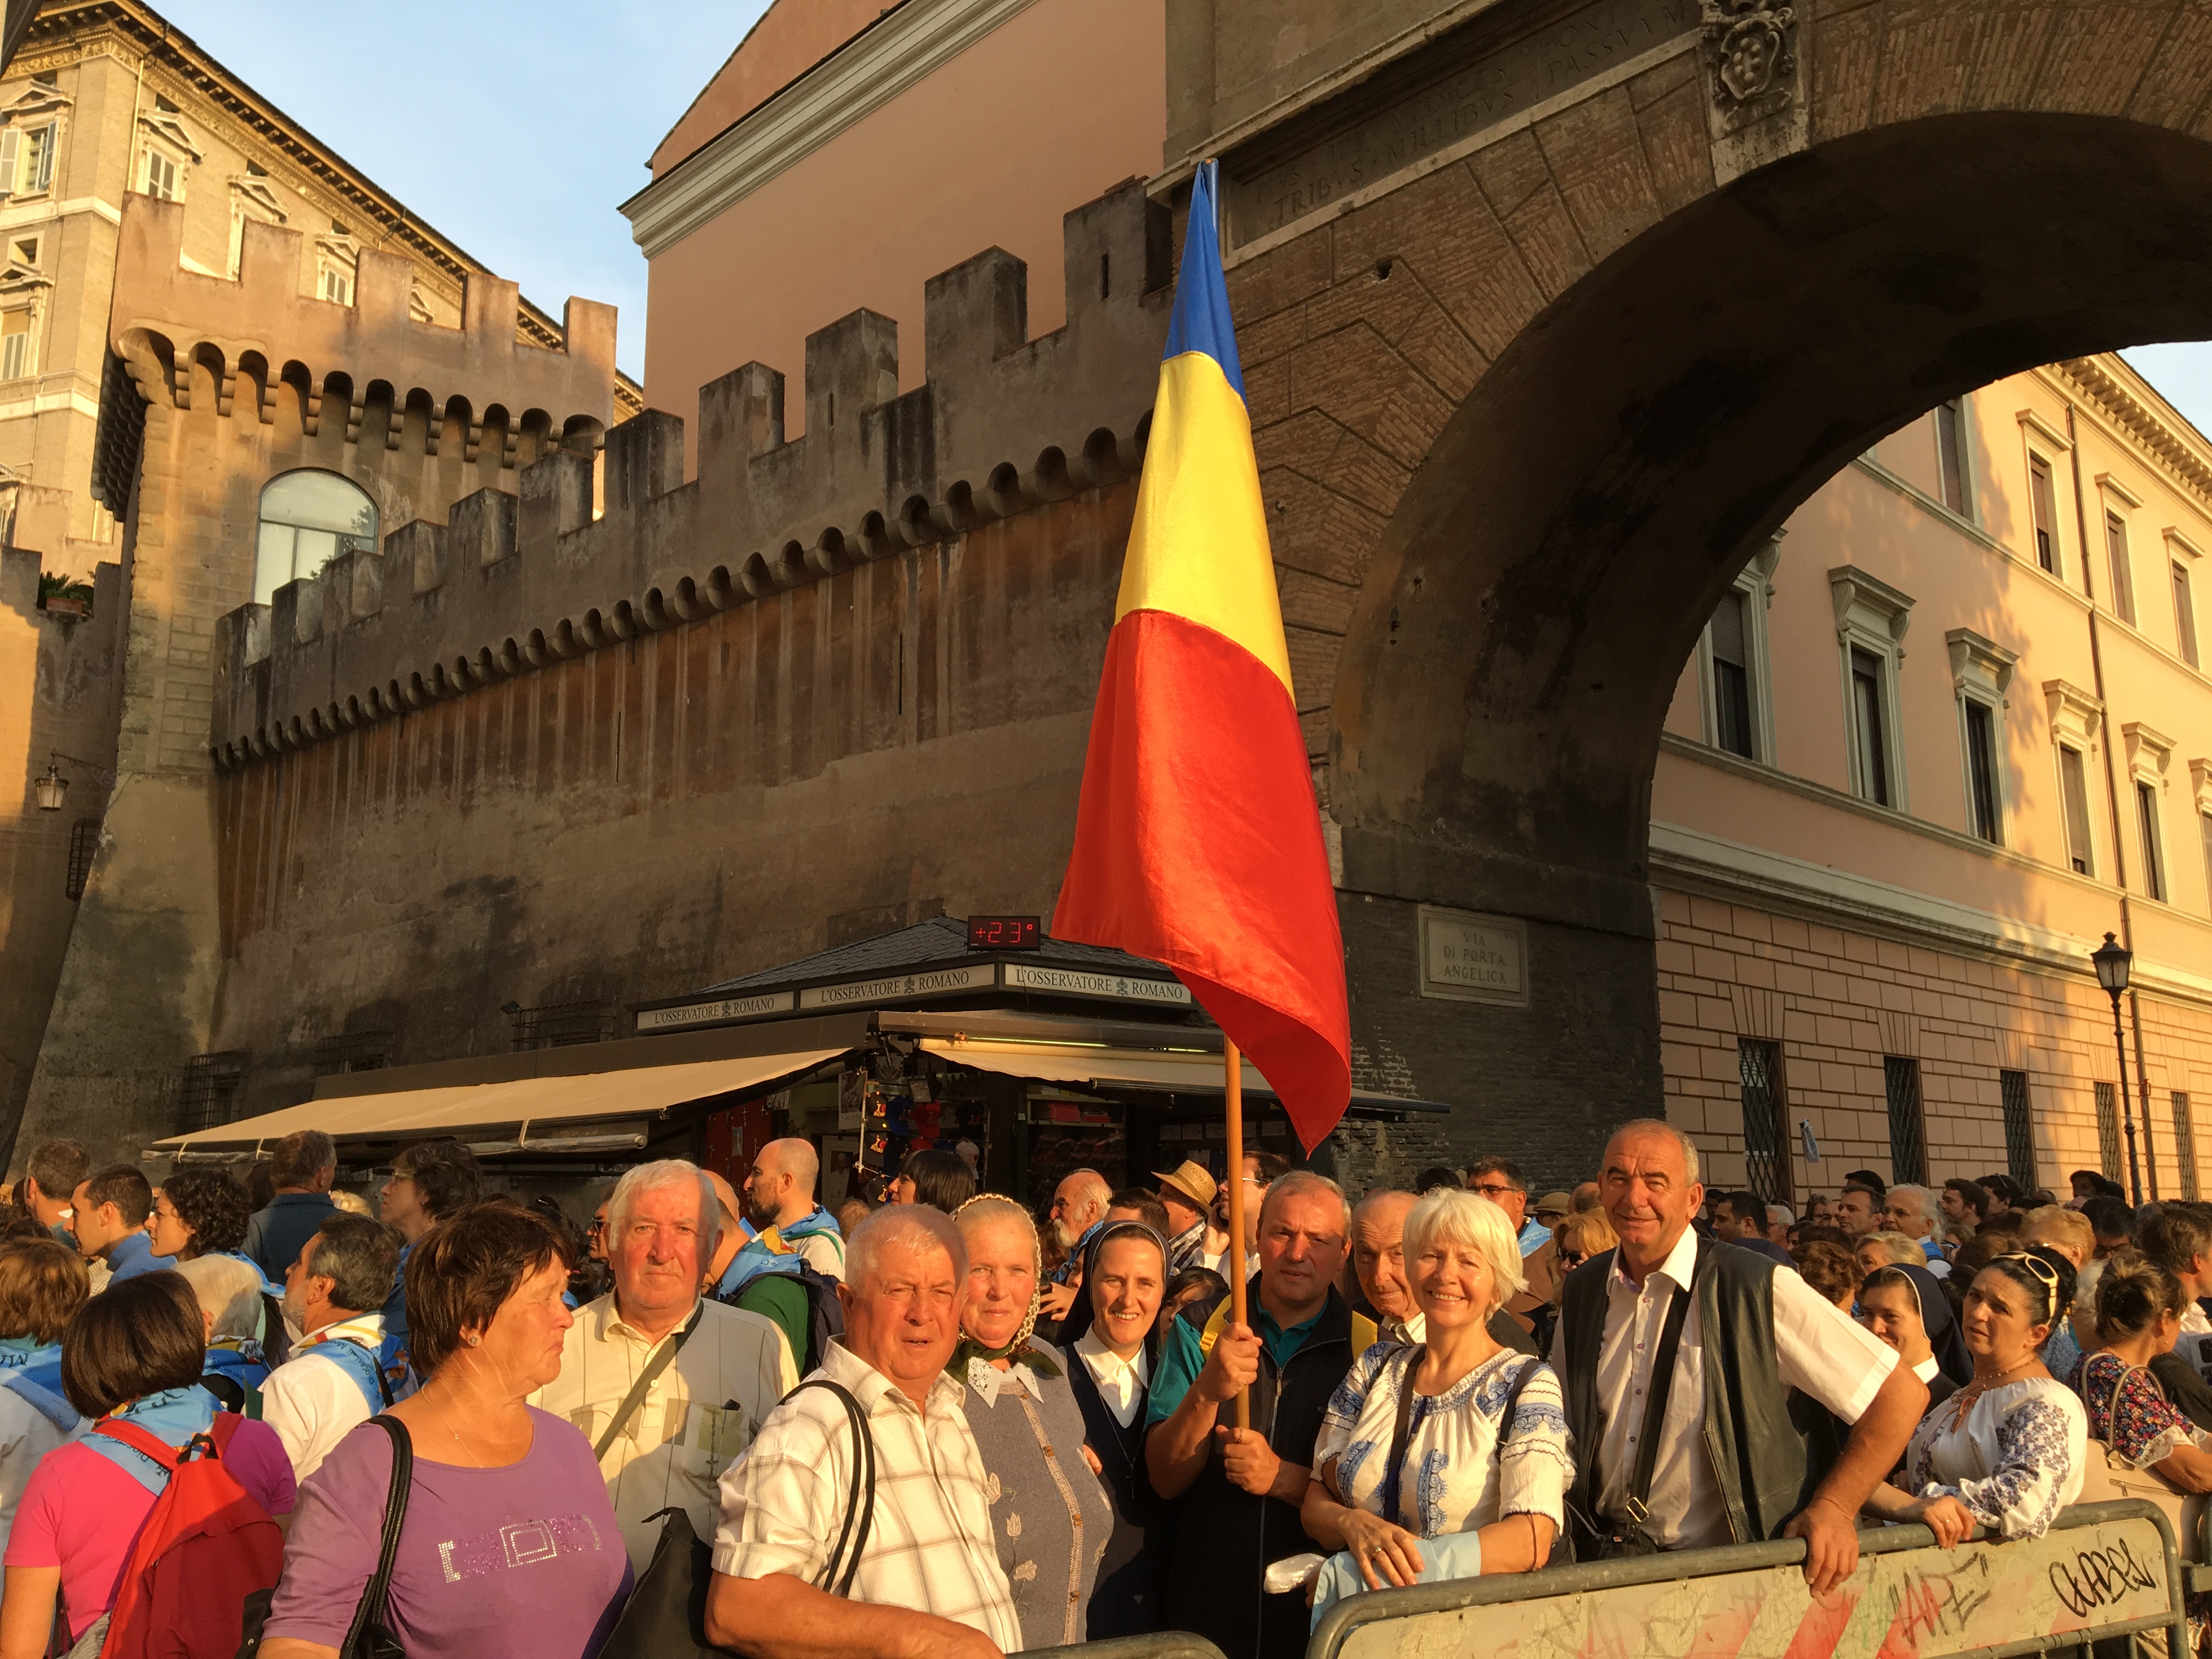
[1558,1249,1589,1271]
[587,1218,606,1236]
[1471,1183,1519,1200]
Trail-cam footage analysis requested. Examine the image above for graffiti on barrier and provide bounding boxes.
[1333,1516,2172,1659]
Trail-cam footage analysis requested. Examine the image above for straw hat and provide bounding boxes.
[1153,1159,1218,1212]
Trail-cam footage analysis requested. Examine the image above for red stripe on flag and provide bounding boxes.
[1052,608,1350,1149]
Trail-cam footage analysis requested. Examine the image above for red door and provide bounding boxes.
[702,1098,772,1192]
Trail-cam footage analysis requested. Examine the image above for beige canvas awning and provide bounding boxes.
[915,1037,1444,1112]
[153,1049,850,1159]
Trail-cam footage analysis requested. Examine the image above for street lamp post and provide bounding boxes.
[2092,932,2141,1206]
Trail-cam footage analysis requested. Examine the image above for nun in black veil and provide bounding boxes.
[1062,1218,1173,1638]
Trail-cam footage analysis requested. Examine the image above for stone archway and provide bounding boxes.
[1210,1,2212,1167]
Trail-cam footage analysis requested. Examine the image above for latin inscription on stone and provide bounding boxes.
[1227,0,1699,243]
[1418,905,1530,1007]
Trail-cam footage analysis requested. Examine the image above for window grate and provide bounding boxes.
[510,1000,618,1051]
[1738,1039,1790,1204]
[313,1031,392,1076]
[2000,1069,2036,1191]
[2176,1093,2199,1201]
[176,1052,249,1136]
[1884,1056,1928,1185]
[2096,1081,2123,1181]
[64,816,98,901]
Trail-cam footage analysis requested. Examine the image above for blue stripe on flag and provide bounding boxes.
[1160,160,1245,403]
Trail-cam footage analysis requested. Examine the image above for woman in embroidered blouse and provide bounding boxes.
[2072,1256,2212,1491]
[949,1195,1113,1650]
[1862,1246,2087,1545]
[1060,1220,1170,1640]
[1300,1188,1569,1594]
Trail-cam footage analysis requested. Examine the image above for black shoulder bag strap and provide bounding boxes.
[593,1305,702,1461]
[1623,1237,1707,1534]
[1378,1346,1424,1524]
[339,1415,414,1659]
[788,1379,877,1598]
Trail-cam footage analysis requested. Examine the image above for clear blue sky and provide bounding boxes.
[158,1,774,381]
[154,4,2212,434]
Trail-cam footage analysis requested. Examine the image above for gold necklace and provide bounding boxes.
[1954,1355,2034,1415]
[432,1387,481,1468]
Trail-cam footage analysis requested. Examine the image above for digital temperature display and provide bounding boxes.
[967,915,1042,951]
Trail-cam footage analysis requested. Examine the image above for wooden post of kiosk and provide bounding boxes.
[1224,1036,1250,1430]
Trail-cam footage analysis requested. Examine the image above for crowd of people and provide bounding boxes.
[0,1123,2198,1659]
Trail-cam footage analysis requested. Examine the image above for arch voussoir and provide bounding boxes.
[1261,468,1388,590]
[1287,322,1457,471]
[1466,130,1598,301]
[1628,54,1719,216]
[1532,84,1668,267]
[1250,410,1412,521]
[1321,162,1546,360]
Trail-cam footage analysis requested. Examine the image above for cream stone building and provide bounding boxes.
[0,1,634,569]
[1657,358,2212,1204]
[0,0,633,1159]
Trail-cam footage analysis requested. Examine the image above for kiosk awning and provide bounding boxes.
[915,1037,1447,1114]
[153,1049,851,1160]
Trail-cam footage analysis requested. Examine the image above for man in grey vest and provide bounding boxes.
[1558,1120,1926,1593]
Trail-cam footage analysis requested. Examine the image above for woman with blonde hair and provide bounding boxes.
[950,1194,1113,1650]
[1300,1189,1569,1623]
[1550,1209,1616,1278]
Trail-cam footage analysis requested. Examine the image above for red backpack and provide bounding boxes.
[93,1414,284,1659]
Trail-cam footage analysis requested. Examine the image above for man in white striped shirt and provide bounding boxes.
[708,1205,1016,1659]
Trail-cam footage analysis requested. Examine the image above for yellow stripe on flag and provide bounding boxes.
[1114,351,1293,699]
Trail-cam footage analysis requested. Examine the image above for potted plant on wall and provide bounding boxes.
[36,571,91,616]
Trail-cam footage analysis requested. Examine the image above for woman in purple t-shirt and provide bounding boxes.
[259,1203,630,1659]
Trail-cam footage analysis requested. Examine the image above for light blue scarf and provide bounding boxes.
[81,1386,220,1495]
[0,1339,78,1432]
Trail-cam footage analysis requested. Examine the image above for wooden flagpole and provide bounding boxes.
[1224,1035,1250,1430]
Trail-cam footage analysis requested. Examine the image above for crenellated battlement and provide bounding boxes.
[204,179,1172,768]
[104,196,619,492]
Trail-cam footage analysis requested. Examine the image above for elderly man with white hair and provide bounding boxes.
[708,1203,1017,1659]
[1559,1119,1925,1597]
[533,1158,797,1572]
[1882,1184,1950,1276]
[177,1252,272,1410]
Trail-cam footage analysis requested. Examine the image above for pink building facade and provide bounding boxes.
[1657,357,2212,1203]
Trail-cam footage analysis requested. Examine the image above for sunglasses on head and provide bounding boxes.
[1995,1250,2062,1317]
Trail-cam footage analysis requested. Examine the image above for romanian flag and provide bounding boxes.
[1052,161,1351,1152]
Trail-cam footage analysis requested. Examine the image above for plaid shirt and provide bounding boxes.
[713,1340,1019,1649]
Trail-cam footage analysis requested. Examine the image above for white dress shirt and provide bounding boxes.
[1571,1224,1898,1549]
[1073,1330,1150,1427]
[532,1293,796,1571]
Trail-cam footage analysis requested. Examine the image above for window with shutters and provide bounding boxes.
[1739,1039,1790,1204]
[1850,647,1893,805]
[2030,454,2062,575]
[20,122,53,194]
[142,148,176,201]
[2096,1081,2123,1180]
[2001,1069,2036,1189]
[318,261,352,305]
[1,309,30,381]
[2108,511,2137,624]
[2059,743,2095,874]
[2177,562,2200,670]
[1884,1057,1928,1185]
[1708,591,1754,758]
[2138,780,2166,902]
[2175,1092,2199,1201]
[2203,811,2212,916]
[1963,698,2002,843]
[1934,398,1971,517]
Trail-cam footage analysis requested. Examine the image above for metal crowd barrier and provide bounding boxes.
[1308,1500,2189,1659]
[1022,1500,2193,1659]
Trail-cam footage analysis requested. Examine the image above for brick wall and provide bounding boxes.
[1656,887,2212,1203]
